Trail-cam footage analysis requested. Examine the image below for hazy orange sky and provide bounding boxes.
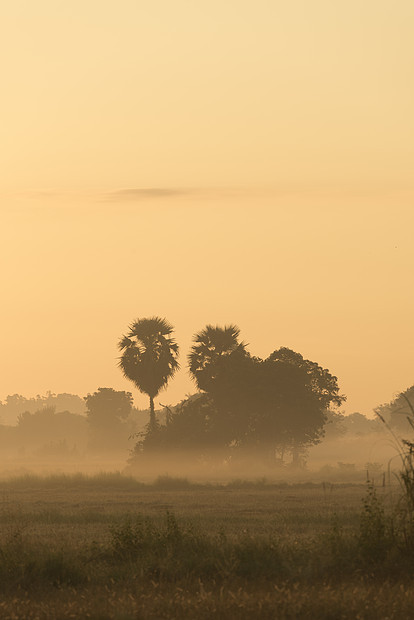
[1,1,413,415]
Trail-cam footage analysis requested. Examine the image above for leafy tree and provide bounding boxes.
[255,348,346,454]
[248,360,321,447]
[323,410,347,439]
[85,388,133,425]
[342,412,380,435]
[375,385,414,434]
[187,326,345,461]
[266,347,344,409]
[85,387,133,451]
[118,317,179,431]
[133,394,220,453]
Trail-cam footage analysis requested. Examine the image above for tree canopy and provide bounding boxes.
[375,385,414,434]
[188,324,247,392]
[140,325,346,464]
[85,387,134,451]
[85,387,133,425]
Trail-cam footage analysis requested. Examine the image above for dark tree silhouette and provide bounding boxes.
[133,394,220,453]
[247,358,330,456]
[188,324,247,392]
[85,388,133,425]
[85,387,133,451]
[118,317,179,431]
[186,326,346,462]
[0,393,86,425]
[15,406,87,451]
[266,347,345,409]
[375,385,414,434]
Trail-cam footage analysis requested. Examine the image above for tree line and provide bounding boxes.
[118,317,346,465]
[1,315,410,467]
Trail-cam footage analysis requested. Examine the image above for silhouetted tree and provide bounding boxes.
[188,324,247,392]
[246,357,329,457]
[0,392,85,425]
[15,406,87,452]
[341,412,380,435]
[375,385,414,434]
[118,317,179,431]
[323,410,347,439]
[187,326,345,462]
[85,387,133,451]
[266,347,345,409]
[131,394,220,455]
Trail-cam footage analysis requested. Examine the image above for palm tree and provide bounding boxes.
[188,324,246,392]
[118,317,179,431]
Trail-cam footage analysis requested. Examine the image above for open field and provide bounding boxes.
[0,473,413,619]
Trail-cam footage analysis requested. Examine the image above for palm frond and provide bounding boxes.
[188,323,245,389]
[118,316,179,399]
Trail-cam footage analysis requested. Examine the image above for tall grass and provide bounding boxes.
[1,505,413,595]
[0,479,413,618]
[345,393,414,565]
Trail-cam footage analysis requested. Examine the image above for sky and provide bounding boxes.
[1,1,413,415]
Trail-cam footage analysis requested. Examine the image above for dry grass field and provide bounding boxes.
[0,473,412,619]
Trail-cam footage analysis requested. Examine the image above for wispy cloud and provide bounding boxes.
[1,187,247,210]
[105,187,196,201]
[103,187,251,202]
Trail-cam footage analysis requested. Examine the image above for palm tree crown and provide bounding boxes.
[188,324,246,391]
[118,317,179,427]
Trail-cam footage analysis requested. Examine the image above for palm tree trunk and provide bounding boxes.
[149,395,156,431]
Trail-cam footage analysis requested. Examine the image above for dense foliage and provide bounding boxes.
[375,384,414,433]
[133,324,345,464]
[85,387,134,451]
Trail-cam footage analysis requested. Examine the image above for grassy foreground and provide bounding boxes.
[0,473,413,619]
